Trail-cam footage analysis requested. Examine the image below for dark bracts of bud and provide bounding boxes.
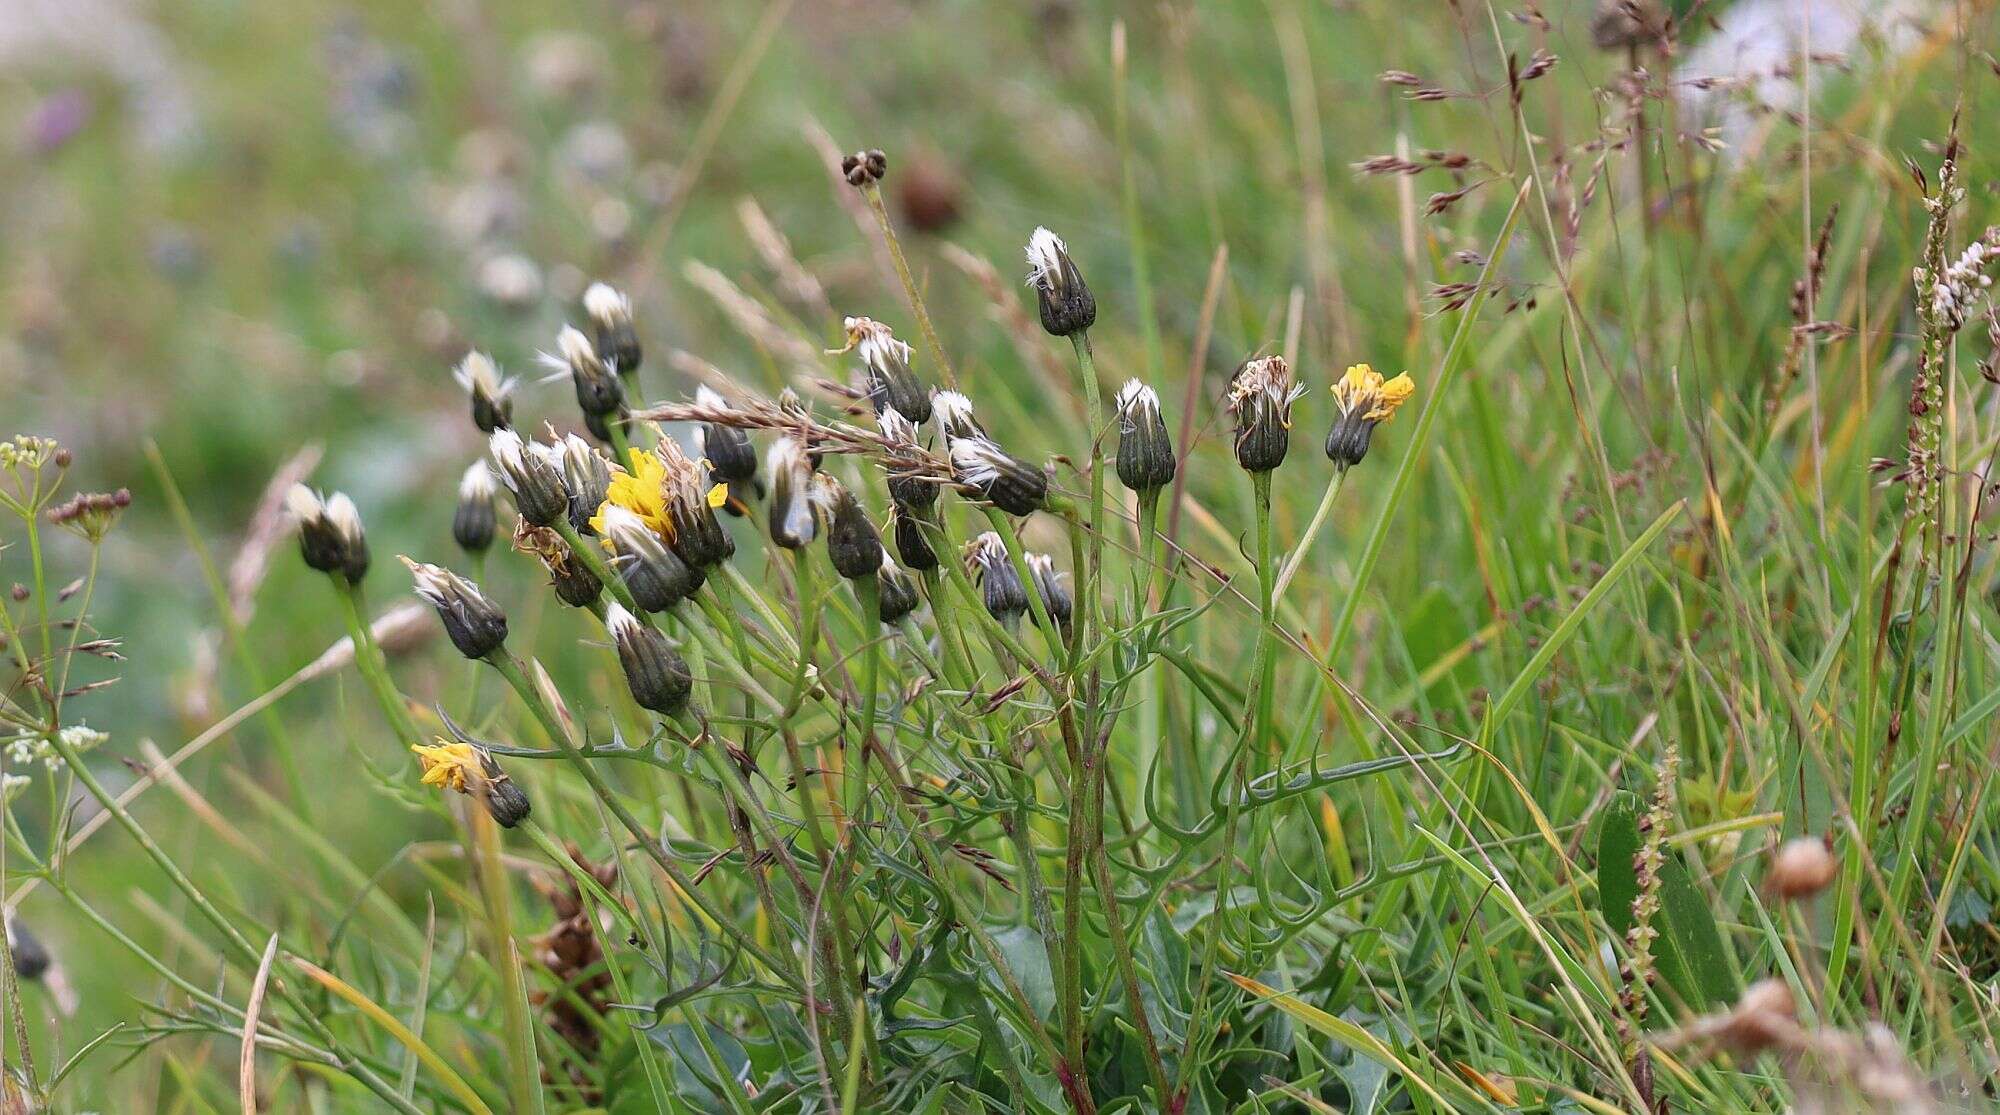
[625,547,698,613]
[555,326,626,418]
[1114,381,1176,492]
[671,500,735,568]
[403,559,509,660]
[820,478,884,580]
[289,487,370,584]
[583,408,625,447]
[878,561,920,624]
[951,438,1048,517]
[479,754,534,829]
[550,554,603,609]
[842,148,888,187]
[491,430,570,529]
[1324,411,1378,468]
[609,606,693,715]
[1028,554,1072,635]
[766,438,816,550]
[7,919,50,980]
[1228,356,1302,474]
[970,534,1028,626]
[699,423,758,486]
[584,283,642,375]
[1026,228,1096,338]
[891,505,939,571]
[454,480,497,555]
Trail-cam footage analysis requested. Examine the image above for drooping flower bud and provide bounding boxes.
[1114,379,1176,492]
[548,324,626,418]
[1026,553,1073,635]
[1227,355,1305,473]
[1324,363,1416,468]
[766,437,817,550]
[839,316,931,424]
[876,548,920,624]
[599,504,698,612]
[694,386,759,484]
[489,429,571,528]
[967,532,1028,627]
[583,282,641,375]
[454,351,516,433]
[815,474,883,580]
[950,437,1047,516]
[453,463,498,554]
[607,603,692,714]
[557,434,613,534]
[931,389,985,446]
[287,485,370,584]
[401,557,508,659]
[1025,227,1096,337]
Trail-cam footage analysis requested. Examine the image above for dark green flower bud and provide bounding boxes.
[558,435,613,535]
[694,386,758,483]
[287,485,370,584]
[841,317,931,424]
[1114,380,1176,492]
[931,390,985,446]
[967,532,1028,627]
[583,407,625,448]
[879,410,938,510]
[1227,355,1303,474]
[583,282,642,375]
[608,604,693,714]
[1027,553,1072,635]
[600,505,697,612]
[877,551,920,624]
[454,351,516,433]
[654,437,735,568]
[950,437,1047,517]
[476,750,533,828]
[816,475,883,580]
[453,464,498,554]
[402,557,508,659]
[490,429,570,528]
[7,917,50,980]
[548,552,602,608]
[891,504,939,571]
[551,325,626,417]
[1026,227,1096,337]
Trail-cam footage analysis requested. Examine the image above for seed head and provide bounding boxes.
[766,437,817,550]
[1324,363,1416,468]
[287,485,370,584]
[1025,227,1096,337]
[546,324,626,418]
[1114,379,1176,492]
[606,603,693,715]
[454,351,516,433]
[582,281,642,374]
[931,389,985,445]
[693,386,759,484]
[842,148,888,187]
[951,436,1048,516]
[489,428,571,528]
[453,463,499,554]
[1765,835,1838,901]
[401,556,508,660]
[1227,355,1305,473]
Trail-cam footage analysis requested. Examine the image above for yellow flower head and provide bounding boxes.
[1330,364,1416,423]
[412,740,482,795]
[592,446,671,539]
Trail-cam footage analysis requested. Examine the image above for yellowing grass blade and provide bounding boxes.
[290,957,496,1115]
[1223,971,1459,1109]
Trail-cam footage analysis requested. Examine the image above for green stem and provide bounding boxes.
[333,580,424,749]
[1272,467,1347,606]
[862,184,958,389]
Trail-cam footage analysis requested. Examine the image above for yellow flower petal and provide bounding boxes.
[706,482,729,509]
[411,740,479,795]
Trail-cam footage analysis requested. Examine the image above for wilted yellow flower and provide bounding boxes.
[412,740,481,794]
[1329,364,1415,422]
